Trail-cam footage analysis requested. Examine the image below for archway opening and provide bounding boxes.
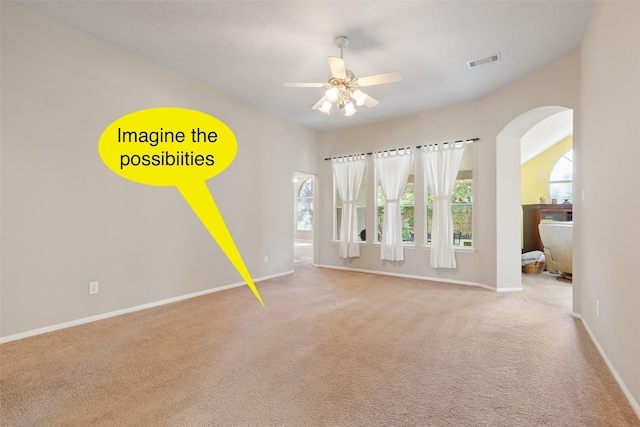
[496,106,573,294]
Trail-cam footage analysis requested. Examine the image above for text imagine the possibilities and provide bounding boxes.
[117,127,217,169]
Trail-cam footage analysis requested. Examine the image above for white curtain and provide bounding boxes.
[423,142,466,268]
[332,155,366,258]
[375,149,413,261]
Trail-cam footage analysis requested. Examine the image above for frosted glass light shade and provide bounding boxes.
[319,101,332,114]
[344,102,356,116]
[352,89,367,106]
[326,87,339,102]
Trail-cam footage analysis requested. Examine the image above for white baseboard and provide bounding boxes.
[496,287,524,292]
[0,270,294,344]
[572,313,640,419]
[316,264,498,291]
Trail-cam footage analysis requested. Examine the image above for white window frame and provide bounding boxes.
[549,149,573,204]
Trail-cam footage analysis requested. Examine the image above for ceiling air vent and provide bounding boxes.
[467,53,501,69]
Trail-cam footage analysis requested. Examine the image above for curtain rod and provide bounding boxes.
[323,138,479,161]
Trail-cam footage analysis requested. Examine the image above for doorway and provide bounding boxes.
[293,172,315,266]
[496,106,574,312]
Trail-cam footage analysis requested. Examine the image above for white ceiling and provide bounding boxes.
[16,1,593,131]
[521,109,573,164]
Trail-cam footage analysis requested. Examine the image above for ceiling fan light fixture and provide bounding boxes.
[352,89,367,106]
[319,100,332,114]
[344,102,356,116]
[326,86,339,102]
[283,36,402,117]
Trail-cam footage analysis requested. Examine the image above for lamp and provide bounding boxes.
[343,102,356,116]
[325,86,339,102]
[352,89,367,106]
[321,73,367,116]
[318,100,332,114]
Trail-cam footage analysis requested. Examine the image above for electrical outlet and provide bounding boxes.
[264,256,269,264]
[596,300,600,317]
[89,281,99,295]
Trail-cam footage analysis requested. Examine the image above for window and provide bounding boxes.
[297,178,313,230]
[335,171,366,241]
[426,144,473,247]
[549,149,573,203]
[377,172,415,244]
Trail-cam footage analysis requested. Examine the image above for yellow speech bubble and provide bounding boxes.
[99,107,264,306]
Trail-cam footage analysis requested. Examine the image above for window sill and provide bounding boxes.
[331,241,417,249]
[331,240,367,246]
[372,243,416,249]
[422,245,476,253]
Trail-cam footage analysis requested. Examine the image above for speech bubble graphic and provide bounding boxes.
[99,107,264,306]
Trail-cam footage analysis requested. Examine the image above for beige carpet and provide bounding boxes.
[1,264,638,426]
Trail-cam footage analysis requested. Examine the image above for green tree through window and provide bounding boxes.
[297,178,313,230]
[426,179,473,246]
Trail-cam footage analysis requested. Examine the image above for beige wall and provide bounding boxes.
[316,51,580,290]
[0,3,320,337]
[577,1,640,411]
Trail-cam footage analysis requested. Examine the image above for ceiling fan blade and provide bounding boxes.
[283,82,325,88]
[363,95,379,108]
[356,71,403,87]
[328,56,346,79]
[311,96,326,110]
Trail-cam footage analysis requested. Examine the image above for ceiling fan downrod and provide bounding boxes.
[334,36,350,59]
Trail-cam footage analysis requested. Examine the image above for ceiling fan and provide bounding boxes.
[283,36,403,116]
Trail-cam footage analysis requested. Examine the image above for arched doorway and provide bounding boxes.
[495,106,573,292]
